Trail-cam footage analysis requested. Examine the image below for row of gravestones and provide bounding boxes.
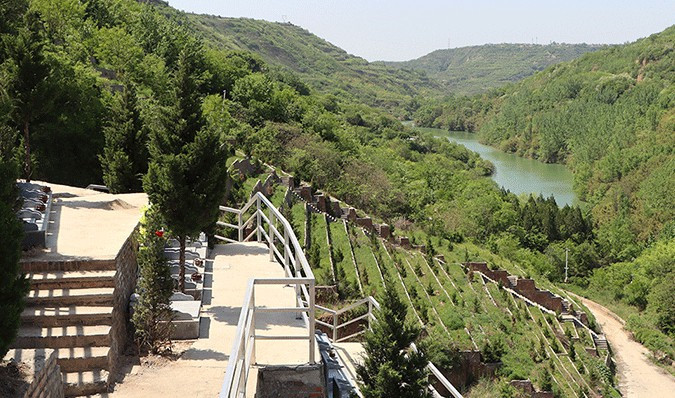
[232,157,433,255]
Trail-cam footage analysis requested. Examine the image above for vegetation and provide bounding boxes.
[415,25,675,358]
[132,206,174,353]
[387,43,602,95]
[356,276,430,398]
[0,0,29,358]
[186,15,441,117]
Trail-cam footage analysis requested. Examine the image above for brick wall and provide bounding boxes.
[22,349,65,398]
[109,229,139,377]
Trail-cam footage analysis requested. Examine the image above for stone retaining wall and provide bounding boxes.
[256,364,325,398]
[466,262,565,314]
[110,229,140,377]
[22,349,65,398]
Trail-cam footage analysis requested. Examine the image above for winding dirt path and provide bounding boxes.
[569,293,675,398]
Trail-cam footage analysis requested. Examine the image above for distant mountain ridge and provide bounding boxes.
[180,13,602,113]
[185,15,441,116]
[386,43,604,95]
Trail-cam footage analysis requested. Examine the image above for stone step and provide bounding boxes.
[26,287,114,307]
[12,325,111,349]
[63,370,109,397]
[27,270,117,289]
[57,347,110,373]
[21,259,117,273]
[21,306,113,327]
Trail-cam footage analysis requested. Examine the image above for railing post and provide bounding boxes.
[269,208,275,261]
[237,211,243,242]
[333,311,338,342]
[309,279,316,364]
[368,298,373,330]
[251,284,256,365]
[295,250,301,319]
[256,195,262,242]
[283,229,290,277]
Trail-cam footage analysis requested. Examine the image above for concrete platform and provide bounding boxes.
[20,181,147,262]
[109,242,318,398]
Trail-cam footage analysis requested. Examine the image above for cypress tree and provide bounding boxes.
[99,84,147,193]
[144,44,229,293]
[0,91,28,358]
[7,10,53,181]
[356,275,431,398]
[132,205,174,353]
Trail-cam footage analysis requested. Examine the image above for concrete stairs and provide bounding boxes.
[14,261,117,396]
[594,334,609,350]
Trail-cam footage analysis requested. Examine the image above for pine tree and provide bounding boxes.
[0,97,28,358]
[132,205,174,353]
[144,44,229,293]
[7,10,53,181]
[99,84,147,193]
[356,276,431,398]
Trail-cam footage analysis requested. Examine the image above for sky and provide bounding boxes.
[167,0,675,62]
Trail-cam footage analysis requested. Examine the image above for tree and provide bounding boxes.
[132,205,174,353]
[144,45,229,293]
[7,10,53,181]
[0,90,28,358]
[356,276,430,398]
[99,84,147,193]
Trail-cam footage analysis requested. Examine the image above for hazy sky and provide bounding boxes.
[167,1,675,62]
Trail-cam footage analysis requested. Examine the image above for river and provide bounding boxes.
[415,126,577,206]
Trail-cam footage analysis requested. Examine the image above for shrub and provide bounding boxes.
[132,206,175,353]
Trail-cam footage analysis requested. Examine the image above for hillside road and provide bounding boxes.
[568,292,675,398]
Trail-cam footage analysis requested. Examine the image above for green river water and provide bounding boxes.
[415,126,577,207]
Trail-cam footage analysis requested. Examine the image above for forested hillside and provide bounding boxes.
[415,26,675,359]
[184,14,441,117]
[0,0,671,393]
[387,43,602,95]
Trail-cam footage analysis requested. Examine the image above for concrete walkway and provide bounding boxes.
[110,242,316,398]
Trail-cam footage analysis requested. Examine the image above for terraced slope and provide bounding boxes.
[227,168,621,397]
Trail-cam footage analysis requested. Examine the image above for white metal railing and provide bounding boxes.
[320,297,463,398]
[217,192,316,398]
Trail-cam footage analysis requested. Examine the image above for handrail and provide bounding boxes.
[320,296,462,398]
[217,192,316,398]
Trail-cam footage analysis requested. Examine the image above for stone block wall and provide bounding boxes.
[437,351,499,392]
[256,364,325,398]
[110,230,139,377]
[22,349,64,398]
[466,262,567,314]
[355,217,373,231]
[232,158,258,177]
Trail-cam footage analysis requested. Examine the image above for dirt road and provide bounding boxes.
[570,293,675,398]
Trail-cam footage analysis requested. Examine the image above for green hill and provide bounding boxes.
[185,14,441,116]
[387,43,603,95]
[415,26,675,358]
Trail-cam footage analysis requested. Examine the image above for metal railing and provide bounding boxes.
[316,297,378,343]
[217,192,316,398]
[319,297,463,398]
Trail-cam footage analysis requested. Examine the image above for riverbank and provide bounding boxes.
[413,125,577,206]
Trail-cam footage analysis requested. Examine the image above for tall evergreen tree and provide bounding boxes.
[6,10,53,181]
[132,205,174,353]
[0,86,28,358]
[356,275,431,398]
[144,44,229,293]
[99,84,147,193]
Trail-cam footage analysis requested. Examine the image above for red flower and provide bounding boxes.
[155,230,164,237]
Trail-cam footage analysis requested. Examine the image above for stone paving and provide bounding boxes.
[109,242,317,398]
